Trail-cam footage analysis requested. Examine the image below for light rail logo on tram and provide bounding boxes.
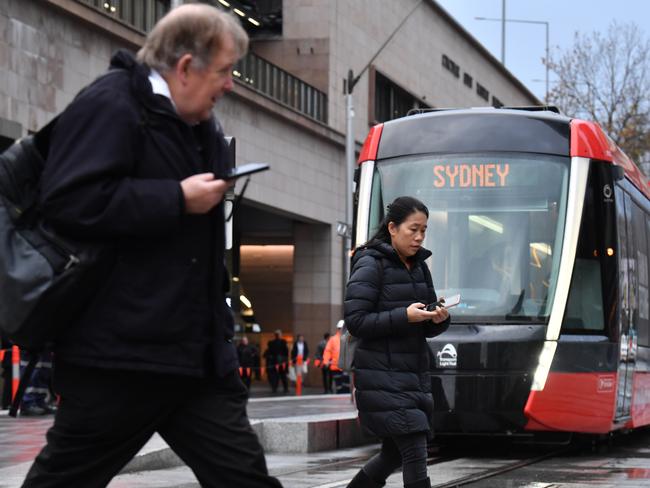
[352,106,650,438]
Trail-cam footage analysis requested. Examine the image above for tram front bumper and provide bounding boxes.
[431,372,532,433]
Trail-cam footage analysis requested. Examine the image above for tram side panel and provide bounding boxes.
[525,175,650,434]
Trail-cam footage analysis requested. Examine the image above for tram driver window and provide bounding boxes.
[564,259,604,330]
[563,169,606,332]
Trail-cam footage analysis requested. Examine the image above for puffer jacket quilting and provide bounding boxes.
[344,242,450,437]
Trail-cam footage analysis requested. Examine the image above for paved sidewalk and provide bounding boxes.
[0,392,363,487]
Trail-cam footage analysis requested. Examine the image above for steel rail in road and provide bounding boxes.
[430,448,569,488]
[278,448,569,488]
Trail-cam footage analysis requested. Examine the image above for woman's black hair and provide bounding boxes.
[362,196,429,249]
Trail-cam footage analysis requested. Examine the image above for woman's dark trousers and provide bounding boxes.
[348,432,430,487]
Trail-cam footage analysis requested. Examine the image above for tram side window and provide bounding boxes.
[367,170,384,239]
[564,171,605,332]
[633,204,649,347]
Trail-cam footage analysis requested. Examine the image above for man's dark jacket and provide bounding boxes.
[344,243,450,438]
[264,338,288,366]
[40,50,236,377]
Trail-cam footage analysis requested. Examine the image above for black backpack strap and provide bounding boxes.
[420,260,434,290]
[374,256,383,301]
[32,116,59,160]
[420,260,432,286]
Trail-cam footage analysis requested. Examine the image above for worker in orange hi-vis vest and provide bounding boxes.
[323,320,350,393]
[314,332,331,393]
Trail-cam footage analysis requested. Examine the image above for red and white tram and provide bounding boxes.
[353,107,650,435]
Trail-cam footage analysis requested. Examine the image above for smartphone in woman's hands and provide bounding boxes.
[426,294,461,311]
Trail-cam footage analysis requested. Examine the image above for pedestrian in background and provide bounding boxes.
[237,336,255,390]
[344,196,450,488]
[251,340,262,380]
[290,333,309,387]
[264,330,289,394]
[323,321,349,393]
[314,332,331,393]
[0,335,13,410]
[21,5,282,487]
[19,350,56,416]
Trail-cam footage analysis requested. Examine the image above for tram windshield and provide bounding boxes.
[367,153,570,324]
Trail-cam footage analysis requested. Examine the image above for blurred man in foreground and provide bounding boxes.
[22,5,282,488]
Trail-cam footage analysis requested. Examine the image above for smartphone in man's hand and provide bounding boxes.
[222,162,270,180]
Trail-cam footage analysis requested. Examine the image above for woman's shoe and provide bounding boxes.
[347,469,385,488]
[405,477,431,488]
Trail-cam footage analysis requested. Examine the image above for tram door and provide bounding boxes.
[614,187,636,420]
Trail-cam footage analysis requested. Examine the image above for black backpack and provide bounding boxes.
[0,117,109,352]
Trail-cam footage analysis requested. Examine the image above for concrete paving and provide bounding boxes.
[2,389,650,488]
[0,390,372,487]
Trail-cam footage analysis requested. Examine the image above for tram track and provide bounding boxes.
[429,448,569,487]
[273,452,455,487]
[276,447,569,488]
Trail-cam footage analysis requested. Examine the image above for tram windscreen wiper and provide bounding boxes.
[504,314,534,321]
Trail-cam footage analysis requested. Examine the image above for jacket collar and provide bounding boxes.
[108,50,181,120]
[353,241,432,267]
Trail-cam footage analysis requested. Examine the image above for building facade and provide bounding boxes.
[0,0,538,383]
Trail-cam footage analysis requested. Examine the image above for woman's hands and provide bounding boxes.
[406,302,450,324]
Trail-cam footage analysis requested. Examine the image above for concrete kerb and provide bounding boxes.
[121,433,185,474]
[256,411,375,454]
[122,412,375,473]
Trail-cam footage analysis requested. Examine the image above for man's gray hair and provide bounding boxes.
[137,4,248,73]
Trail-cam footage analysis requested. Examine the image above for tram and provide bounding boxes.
[353,107,650,436]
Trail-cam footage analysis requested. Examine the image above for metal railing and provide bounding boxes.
[77,0,170,33]
[234,52,328,124]
[75,1,327,123]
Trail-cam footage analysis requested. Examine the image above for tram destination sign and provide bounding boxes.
[433,163,510,189]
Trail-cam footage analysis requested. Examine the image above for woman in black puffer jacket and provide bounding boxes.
[344,196,450,488]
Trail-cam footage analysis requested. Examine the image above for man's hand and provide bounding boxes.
[181,173,232,214]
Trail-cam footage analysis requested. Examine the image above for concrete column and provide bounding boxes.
[293,222,340,386]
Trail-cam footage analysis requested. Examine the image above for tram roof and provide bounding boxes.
[375,107,572,160]
[362,107,649,199]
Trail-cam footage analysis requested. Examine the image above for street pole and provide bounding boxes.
[341,0,423,288]
[475,16,550,102]
[501,0,506,64]
[544,22,549,103]
[344,73,355,285]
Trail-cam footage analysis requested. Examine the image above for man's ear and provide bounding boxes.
[175,54,194,83]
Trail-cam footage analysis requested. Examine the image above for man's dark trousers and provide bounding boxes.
[22,362,283,488]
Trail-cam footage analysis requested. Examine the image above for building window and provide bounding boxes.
[476,82,489,102]
[492,96,503,108]
[208,0,283,38]
[374,71,429,123]
[78,0,170,32]
[463,73,473,88]
[441,54,460,78]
